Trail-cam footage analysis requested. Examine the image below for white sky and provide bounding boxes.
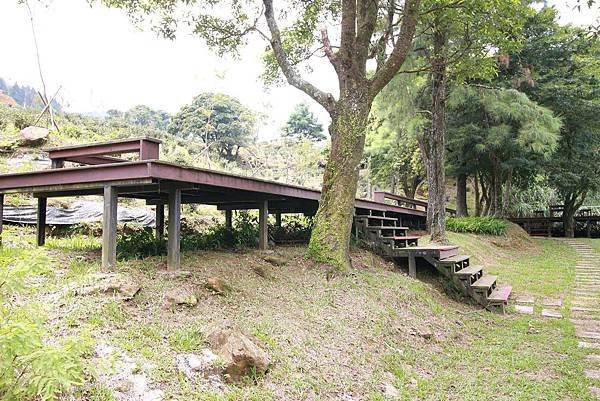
[0,0,598,140]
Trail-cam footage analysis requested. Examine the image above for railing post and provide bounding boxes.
[102,186,118,269]
[167,189,181,270]
[259,200,268,250]
[36,197,47,246]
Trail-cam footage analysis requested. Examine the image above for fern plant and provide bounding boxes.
[0,250,89,401]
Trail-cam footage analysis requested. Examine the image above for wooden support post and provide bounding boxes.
[102,186,118,269]
[155,204,165,240]
[588,219,592,238]
[225,209,233,229]
[167,189,181,270]
[408,253,417,278]
[259,200,268,250]
[0,194,3,247]
[275,212,282,227]
[36,197,47,246]
[51,159,64,169]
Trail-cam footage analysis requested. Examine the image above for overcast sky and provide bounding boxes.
[0,0,598,139]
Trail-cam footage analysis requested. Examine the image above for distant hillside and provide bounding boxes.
[0,77,61,111]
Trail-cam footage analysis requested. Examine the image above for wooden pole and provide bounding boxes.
[408,253,417,278]
[259,200,268,250]
[275,212,282,227]
[588,219,592,238]
[167,189,181,270]
[102,186,117,269]
[0,194,4,247]
[155,204,165,240]
[225,209,233,229]
[36,197,47,246]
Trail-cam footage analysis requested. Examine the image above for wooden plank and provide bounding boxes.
[259,200,268,250]
[102,186,118,269]
[408,254,416,278]
[167,188,181,270]
[36,197,47,246]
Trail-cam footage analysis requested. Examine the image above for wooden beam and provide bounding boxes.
[0,194,3,246]
[259,200,268,250]
[36,197,47,246]
[156,204,165,240]
[167,188,181,270]
[102,186,118,269]
[225,209,233,229]
[408,254,416,278]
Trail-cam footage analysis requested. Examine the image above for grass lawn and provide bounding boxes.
[1,224,596,400]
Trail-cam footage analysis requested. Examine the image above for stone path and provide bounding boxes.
[564,239,600,398]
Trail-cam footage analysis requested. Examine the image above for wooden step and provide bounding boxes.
[367,225,409,230]
[487,285,512,304]
[454,265,483,277]
[383,235,420,241]
[356,215,399,221]
[472,275,497,290]
[438,255,470,265]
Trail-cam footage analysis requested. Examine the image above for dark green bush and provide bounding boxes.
[446,216,509,236]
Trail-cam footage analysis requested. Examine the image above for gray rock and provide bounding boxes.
[19,126,49,147]
[78,275,140,300]
[164,287,198,308]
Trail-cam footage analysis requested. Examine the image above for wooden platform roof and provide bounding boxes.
[0,159,427,217]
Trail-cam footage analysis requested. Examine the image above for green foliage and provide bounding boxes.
[168,92,256,162]
[108,105,171,130]
[447,85,561,216]
[0,250,89,401]
[367,72,426,197]
[504,8,600,224]
[446,216,509,236]
[282,103,325,142]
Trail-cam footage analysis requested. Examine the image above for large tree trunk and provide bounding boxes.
[563,192,586,238]
[456,174,468,217]
[308,95,370,273]
[419,28,448,243]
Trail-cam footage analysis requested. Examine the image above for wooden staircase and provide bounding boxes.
[354,210,512,312]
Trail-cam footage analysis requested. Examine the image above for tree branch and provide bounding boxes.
[370,0,422,99]
[262,0,336,113]
[320,28,339,69]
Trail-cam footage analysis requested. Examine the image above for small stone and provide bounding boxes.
[579,341,600,349]
[515,305,534,315]
[78,275,140,300]
[383,382,400,398]
[262,255,286,266]
[205,277,230,295]
[164,287,198,308]
[541,309,562,319]
[207,323,270,383]
[416,327,434,340]
[19,126,49,146]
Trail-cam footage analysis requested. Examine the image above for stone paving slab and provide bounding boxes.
[515,295,534,304]
[577,331,600,340]
[541,309,562,319]
[579,341,600,349]
[585,369,600,380]
[515,305,534,315]
[587,354,600,363]
[542,298,562,307]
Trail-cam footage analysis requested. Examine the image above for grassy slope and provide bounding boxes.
[2,224,595,401]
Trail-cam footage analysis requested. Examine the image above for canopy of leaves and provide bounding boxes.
[122,105,171,130]
[168,92,256,161]
[502,8,600,210]
[282,103,325,142]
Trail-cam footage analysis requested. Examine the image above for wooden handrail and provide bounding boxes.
[373,191,456,215]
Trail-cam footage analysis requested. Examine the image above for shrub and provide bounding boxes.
[0,250,89,401]
[446,216,509,236]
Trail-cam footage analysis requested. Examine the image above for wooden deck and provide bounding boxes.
[0,137,430,269]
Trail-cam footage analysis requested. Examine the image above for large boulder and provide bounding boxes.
[164,287,198,308]
[19,126,49,147]
[207,323,270,383]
